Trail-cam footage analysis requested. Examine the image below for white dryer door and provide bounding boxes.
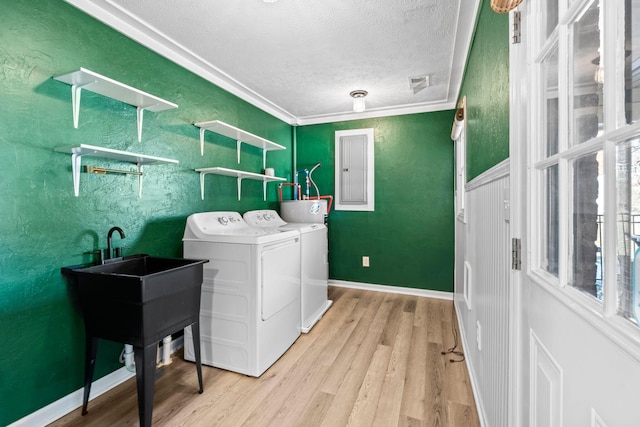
[261,238,301,321]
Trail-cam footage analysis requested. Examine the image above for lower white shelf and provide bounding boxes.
[195,167,285,200]
[55,144,179,197]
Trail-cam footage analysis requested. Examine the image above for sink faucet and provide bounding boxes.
[107,226,125,259]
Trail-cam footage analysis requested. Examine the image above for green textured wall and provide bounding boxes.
[460,0,510,181]
[0,1,292,424]
[296,113,454,291]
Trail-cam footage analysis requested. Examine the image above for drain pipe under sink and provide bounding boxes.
[122,344,135,372]
[161,335,172,365]
[120,335,172,372]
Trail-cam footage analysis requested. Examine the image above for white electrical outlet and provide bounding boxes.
[362,256,370,267]
[476,320,482,351]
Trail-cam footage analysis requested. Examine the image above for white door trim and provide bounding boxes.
[508,6,528,427]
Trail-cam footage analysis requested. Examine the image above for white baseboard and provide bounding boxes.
[9,336,185,427]
[9,366,135,427]
[329,279,453,300]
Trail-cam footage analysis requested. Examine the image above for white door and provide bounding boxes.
[511,1,640,425]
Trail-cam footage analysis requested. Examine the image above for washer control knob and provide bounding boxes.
[218,216,229,225]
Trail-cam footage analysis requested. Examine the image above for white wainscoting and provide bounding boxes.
[454,159,510,427]
[530,330,563,427]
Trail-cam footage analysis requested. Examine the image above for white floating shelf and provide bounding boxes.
[195,166,286,201]
[54,68,178,142]
[55,144,179,197]
[194,120,285,166]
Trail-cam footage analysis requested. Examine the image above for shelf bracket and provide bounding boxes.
[136,104,159,142]
[137,164,143,198]
[233,140,268,169]
[199,172,206,200]
[71,81,97,129]
[71,152,84,197]
[136,107,145,143]
[263,180,267,201]
[199,128,206,156]
[237,177,243,201]
[198,172,245,201]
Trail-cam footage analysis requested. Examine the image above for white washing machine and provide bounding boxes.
[244,210,332,333]
[182,211,301,377]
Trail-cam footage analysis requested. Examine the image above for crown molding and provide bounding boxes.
[64,0,298,124]
[295,100,458,126]
[64,0,478,127]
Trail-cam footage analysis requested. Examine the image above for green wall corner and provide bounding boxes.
[296,112,455,292]
[459,0,510,182]
[0,1,291,424]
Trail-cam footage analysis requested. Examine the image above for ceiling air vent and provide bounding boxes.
[409,75,430,94]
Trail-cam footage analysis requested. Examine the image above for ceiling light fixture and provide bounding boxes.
[350,90,368,113]
[263,0,278,3]
[490,0,523,13]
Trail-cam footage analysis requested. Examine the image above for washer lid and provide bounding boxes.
[184,211,298,244]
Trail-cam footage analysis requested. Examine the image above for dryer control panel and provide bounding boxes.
[184,211,266,240]
[243,210,287,228]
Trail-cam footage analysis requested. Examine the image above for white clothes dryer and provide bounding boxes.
[243,210,332,333]
[182,211,301,377]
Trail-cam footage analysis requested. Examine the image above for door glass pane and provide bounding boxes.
[616,136,640,326]
[571,0,603,146]
[543,47,559,156]
[543,165,559,276]
[570,151,604,301]
[625,0,640,124]
[546,0,559,38]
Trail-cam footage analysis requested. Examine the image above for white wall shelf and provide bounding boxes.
[195,166,285,201]
[194,120,285,166]
[55,144,179,197]
[54,68,178,142]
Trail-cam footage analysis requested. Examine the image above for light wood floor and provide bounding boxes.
[50,287,480,427]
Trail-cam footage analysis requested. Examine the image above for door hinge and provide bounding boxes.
[512,11,521,44]
[512,238,522,270]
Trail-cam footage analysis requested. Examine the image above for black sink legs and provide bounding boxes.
[81,340,160,427]
[81,334,98,416]
[81,322,203,426]
[191,322,204,394]
[131,326,204,426]
[82,338,157,427]
[134,343,157,427]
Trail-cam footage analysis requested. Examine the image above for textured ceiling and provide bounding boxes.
[65,0,480,124]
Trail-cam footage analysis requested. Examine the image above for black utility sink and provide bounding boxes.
[62,254,208,427]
